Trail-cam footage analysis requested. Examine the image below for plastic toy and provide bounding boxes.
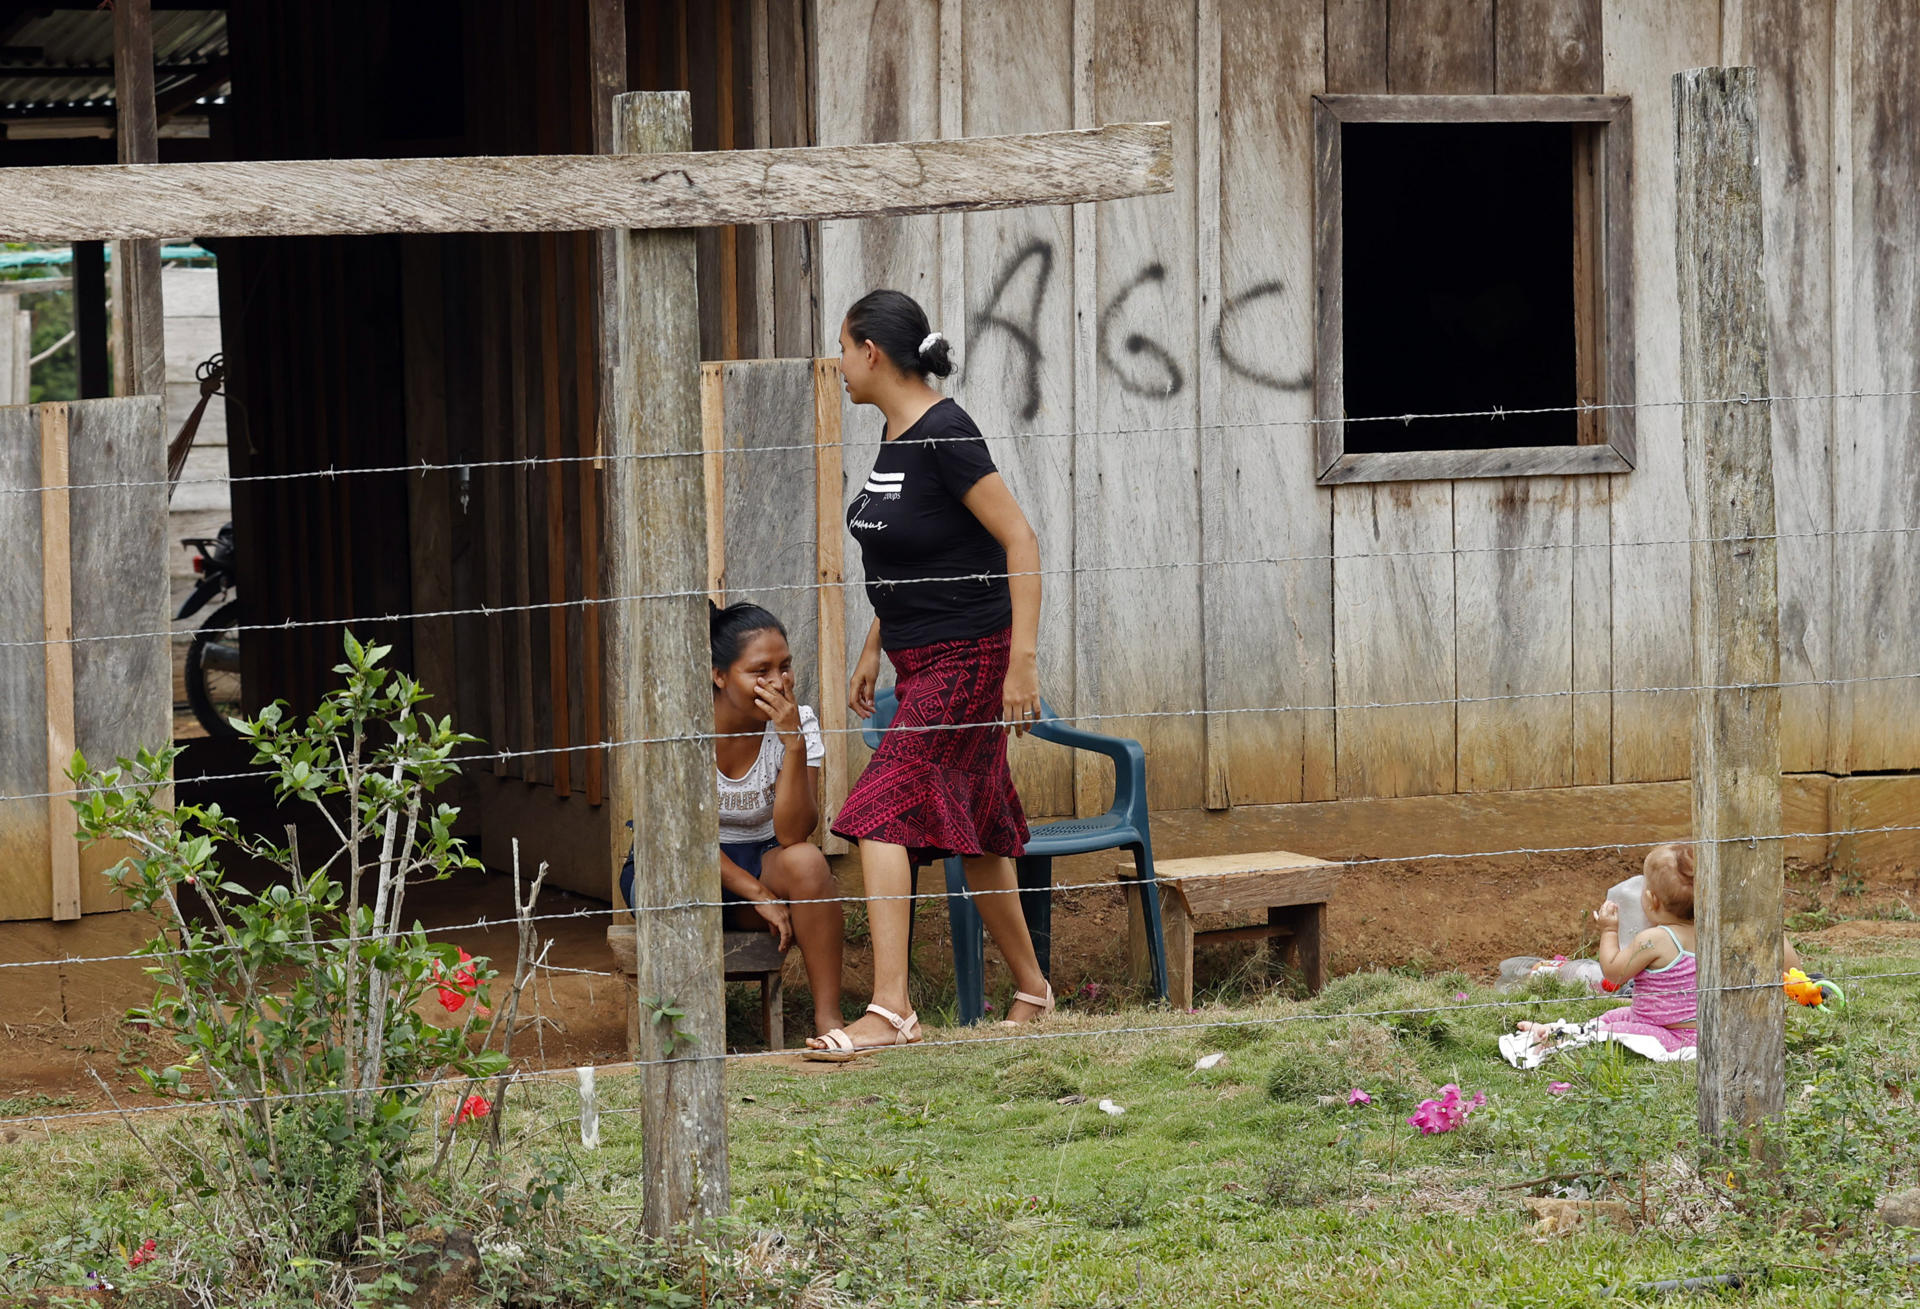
[1783,967,1845,1008]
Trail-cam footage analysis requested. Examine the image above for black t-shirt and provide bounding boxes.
[847,399,1012,651]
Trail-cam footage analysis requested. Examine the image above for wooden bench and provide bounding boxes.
[1118,851,1339,1008]
[606,924,786,1054]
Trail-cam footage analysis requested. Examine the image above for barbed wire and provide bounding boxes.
[13,382,1920,498]
[4,962,1912,1132]
[7,819,1918,976]
[0,664,1915,809]
[10,519,1920,656]
[0,663,1915,810]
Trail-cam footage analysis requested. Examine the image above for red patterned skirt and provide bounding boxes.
[831,628,1029,863]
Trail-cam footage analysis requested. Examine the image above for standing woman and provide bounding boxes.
[807,289,1052,1060]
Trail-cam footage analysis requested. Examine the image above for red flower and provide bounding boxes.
[449,1094,490,1126]
[127,1238,157,1268]
[433,948,480,1012]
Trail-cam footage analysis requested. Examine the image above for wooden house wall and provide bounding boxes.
[813,0,1917,816]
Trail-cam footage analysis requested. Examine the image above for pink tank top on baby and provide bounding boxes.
[1597,925,1697,1053]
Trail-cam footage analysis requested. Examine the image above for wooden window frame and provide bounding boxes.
[1312,94,1635,485]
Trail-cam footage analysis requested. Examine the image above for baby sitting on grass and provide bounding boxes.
[1503,843,1807,1068]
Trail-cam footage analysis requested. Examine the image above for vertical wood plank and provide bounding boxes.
[1604,0,1720,782]
[1070,0,1097,815]
[719,360,820,711]
[767,0,818,357]
[1078,0,1204,813]
[1195,0,1223,809]
[508,238,542,784]
[1825,0,1853,777]
[1333,482,1455,798]
[814,358,850,853]
[1208,0,1334,806]
[112,0,164,398]
[39,404,79,921]
[1494,0,1602,94]
[1572,475,1613,785]
[0,405,48,919]
[750,0,778,359]
[540,233,573,796]
[1674,64,1784,1143]
[478,242,512,776]
[1833,0,1920,773]
[1387,0,1494,94]
[611,89,728,1233]
[69,396,166,915]
[1739,0,1833,774]
[938,0,965,369]
[401,240,458,736]
[1453,479,1574,790]
[701,362,726,600]
[957,0,1077,817]
[1325,0,1387,92]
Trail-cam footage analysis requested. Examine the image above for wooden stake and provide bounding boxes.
[610,90,729,1235]
[111,0,165,398]
[813,357,849,854]
[1672,66,1784,1146]
[39,403,79,921]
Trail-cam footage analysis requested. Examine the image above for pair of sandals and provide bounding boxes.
[803,983,1055,1062]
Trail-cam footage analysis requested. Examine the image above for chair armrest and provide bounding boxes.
[1031,712,1147,818]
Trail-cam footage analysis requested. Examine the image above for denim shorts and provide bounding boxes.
[619,836,779,910]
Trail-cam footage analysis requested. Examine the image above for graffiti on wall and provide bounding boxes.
[966,239,1313,420]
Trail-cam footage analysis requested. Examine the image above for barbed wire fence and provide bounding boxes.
[1,71,1909,1219]
[0,377,1910,1145]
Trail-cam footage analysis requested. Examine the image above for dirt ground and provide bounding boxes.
[3,838,1913,1123]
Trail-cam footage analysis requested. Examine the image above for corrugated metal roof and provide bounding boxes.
[0,9,227,111]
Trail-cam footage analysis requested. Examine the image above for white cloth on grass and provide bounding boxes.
[1499,1018,1697,1070]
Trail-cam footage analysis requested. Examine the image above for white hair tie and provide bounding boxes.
[918,331,944,356]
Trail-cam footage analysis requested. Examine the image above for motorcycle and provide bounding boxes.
[177,522,242,738]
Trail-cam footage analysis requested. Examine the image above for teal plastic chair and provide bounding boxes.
[861,690,1169,1023]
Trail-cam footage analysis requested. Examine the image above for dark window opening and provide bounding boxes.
[1341,121,1579,453]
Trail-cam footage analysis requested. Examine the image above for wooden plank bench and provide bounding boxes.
[607,924,786,1053]
[1118,851,1340,1008]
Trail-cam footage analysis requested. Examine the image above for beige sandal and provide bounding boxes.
[999,983,1056,1027]
[803,1003,922,1062]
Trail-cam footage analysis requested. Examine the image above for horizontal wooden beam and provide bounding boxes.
[1317,442,1633,485]
[1315,94,1631,123]
[0,121,1174,242]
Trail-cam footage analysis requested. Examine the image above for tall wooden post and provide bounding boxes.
[111,0,166,398]
[608,90,729,1234]
[1672,66,1785,1146]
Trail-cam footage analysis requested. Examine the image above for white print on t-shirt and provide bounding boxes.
[717,706,827,844]
[848,489,888,532]
[861,469,903,497]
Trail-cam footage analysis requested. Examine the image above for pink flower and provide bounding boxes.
[1548,1082,1572,1095]
[1454,991,1469,1002]
[449,1094,490,1126]
[1406,1083,1486,1135]
[1346,1088,1372,1106]
[127,1238,157,1268]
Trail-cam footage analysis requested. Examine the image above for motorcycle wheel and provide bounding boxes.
[185,599,244,739]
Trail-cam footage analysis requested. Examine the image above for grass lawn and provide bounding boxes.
[6,946,1920,1306]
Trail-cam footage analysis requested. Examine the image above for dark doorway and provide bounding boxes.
[1341,121,1578,453]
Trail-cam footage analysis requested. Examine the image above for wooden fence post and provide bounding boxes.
[111,0,165,398]
[609,90,729,1233]
[1672,66,1785,1147]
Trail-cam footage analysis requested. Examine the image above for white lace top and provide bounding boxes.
[716,705,825,845]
